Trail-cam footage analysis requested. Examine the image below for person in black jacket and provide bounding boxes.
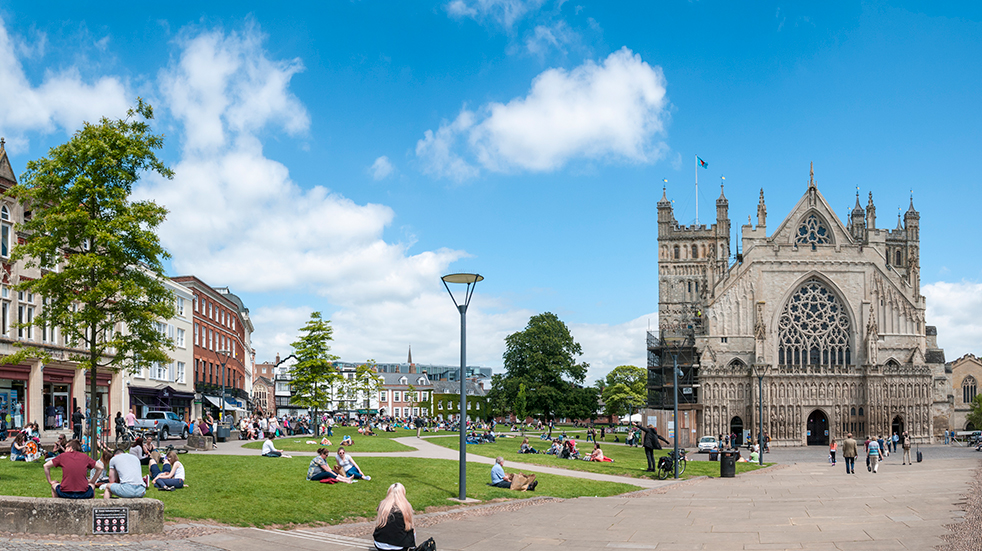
[634,422,671,472]
[373,483,435,551]
[71,408,84,441]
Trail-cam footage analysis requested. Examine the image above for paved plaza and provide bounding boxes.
[3,441,978,550]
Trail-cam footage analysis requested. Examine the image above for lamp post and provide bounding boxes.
[751,364,765,466]
[672,353,681,479]
[217,349,231,426]
[442,272,483,502]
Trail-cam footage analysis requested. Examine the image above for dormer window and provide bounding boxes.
[1,205,10,258]
[399,377,407,384]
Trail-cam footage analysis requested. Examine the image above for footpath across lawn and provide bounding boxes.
[428,435,768,479]
[0,454,640,527]
[241,426,458,453]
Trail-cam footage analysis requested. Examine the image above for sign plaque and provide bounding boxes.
[93,507,129,534]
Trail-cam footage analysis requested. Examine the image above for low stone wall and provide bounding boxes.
[186,435,213,450]
[0,496,164,535]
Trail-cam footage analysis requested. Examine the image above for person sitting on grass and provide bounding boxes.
[373,482,436,551]
[10,432,29,461]
[103,448,146,500]
[545,439,562,455]
[45,434,69,458]
[519,437,537,454]
[307,448,355,483]
[587,443,609,462]
[490,456,538,491]
[89,449,113,488]
[335,447,371,480]
[262,435,292,458]
[341,434,353,446]
[149,450,186,491]
[44,439,96,499]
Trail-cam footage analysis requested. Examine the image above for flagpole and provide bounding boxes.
[694,154,699,225]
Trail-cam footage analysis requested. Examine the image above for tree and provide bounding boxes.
[351,359,383,414]
[406,383,417,417]
[601,365,647,418]
[514,383,529,434]
[968,394,982,431]
[289,312,341,436]
[493,312,592,421]
[4,99,174,456]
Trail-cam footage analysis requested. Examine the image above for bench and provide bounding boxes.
[185,435,214,451]
[0,496,163,535]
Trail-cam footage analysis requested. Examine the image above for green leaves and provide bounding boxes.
[289,312,341,412]
[601,365,647,417]
[968,394,982,432]
[494,312,593,421]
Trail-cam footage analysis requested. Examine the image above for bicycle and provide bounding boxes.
[656,448,687,479]
[160,443,189,455]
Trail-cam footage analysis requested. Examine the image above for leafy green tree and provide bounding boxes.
[968,394,982,431]
[514,383,529,434]
[4,100,174,456]
[289,312,340,436]
[351,359,383,413]
[601,365,647,418]
[494,312,591,421]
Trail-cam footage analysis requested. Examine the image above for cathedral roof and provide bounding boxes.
[766,163,855,245]
[0,138,16,185]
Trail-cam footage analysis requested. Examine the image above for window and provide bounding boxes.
[1,300,7,337]
[195,359,199,382]
[150,362,168,381]
[964,376,978,404]
[438,400,443,410]
[176,362,186,384]
[194,324,199,345]
[692,244,698,258]
[720,337,728,343]
[176,328,186,348]
[778,279,851,367]
[1,205,10,258]
[895,250,902,266]
[380,391,387,402]
[394,408,401,417]
[176,296,185,317]
[673,246,680,259]
[193,295,198,312]
[795,213,832,249]
[393,391,400,402]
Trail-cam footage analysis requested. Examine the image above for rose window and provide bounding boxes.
[778,279,851,367]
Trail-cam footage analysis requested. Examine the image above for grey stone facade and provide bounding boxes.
[653,164,951,446]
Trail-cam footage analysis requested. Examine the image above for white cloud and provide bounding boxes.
[924,280,982,360]
[525,20,578,56]
[445,0,545,30]
[572,312,655,384]
[0,16,129,151]
[416,47,669,180]
[369,156,395,180]
[159,21,309,155]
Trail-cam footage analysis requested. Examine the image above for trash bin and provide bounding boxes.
[215,426,231,443]
[720,450,738,478]
[709,449,719,462]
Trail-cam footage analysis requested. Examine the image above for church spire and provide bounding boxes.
[866,191,876,230]
[408,345,413,365]
[756,188,766,227]
[808,162,815,189]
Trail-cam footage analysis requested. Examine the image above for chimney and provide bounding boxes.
[275,353,280,365]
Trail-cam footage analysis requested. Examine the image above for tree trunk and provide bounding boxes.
[89,334,99,459]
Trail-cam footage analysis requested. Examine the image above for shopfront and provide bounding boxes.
[0,364,29,429]
[42,366,75,430]
[129,385,194,423]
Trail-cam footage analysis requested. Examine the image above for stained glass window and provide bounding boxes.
[795,214,832,249]
[778,279,851,367]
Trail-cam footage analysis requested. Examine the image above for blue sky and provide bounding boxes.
[1,1,980,380]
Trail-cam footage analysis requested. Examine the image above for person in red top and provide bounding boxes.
[43,439,97,499]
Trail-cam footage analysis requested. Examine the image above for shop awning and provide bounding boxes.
[204,395,246,412]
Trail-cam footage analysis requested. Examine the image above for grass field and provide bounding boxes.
[0,454,640,527]
[240,425,465,452]
[428,434,768,479]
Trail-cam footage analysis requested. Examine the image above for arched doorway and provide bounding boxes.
[806,409,829,446]
[730,416,744,446]
[891,416,905,438]
[968,422,976,431]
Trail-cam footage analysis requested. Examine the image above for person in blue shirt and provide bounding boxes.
[490,456,511,488]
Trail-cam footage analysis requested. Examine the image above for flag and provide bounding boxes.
[698,157,708,169]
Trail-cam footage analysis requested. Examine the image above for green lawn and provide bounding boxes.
[0,454,640,527]
[429,435,768,479]
[240,425,462,452]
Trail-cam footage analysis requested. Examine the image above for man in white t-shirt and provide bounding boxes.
[262,435,291,458]
[104,449,146,500]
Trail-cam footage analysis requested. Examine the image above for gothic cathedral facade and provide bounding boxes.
[651,165,951,446]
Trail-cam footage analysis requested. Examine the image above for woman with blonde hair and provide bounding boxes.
[372,483,434,551]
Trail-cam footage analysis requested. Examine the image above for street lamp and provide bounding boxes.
[750,364,765,466]
[442,272,483,502]
[217,349,231,426]
[672,353,682,479]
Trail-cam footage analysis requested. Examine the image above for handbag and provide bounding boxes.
[414,537,437,551]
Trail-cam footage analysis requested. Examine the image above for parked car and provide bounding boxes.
[697,435,719,453]
[132,411,189,440]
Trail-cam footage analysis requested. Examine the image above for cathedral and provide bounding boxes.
[647,165,951,447]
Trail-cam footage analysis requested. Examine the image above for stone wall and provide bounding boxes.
[0,496,163,535]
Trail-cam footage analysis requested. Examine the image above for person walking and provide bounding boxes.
[71,408,85,441]
[901,431,912,465]
[891,432,899,453]
[635,423,671,472]
[868,436,881,473]
[829,438,837,466]
[841,433,858,474]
